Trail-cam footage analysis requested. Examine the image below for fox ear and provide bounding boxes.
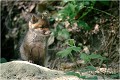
[29,15,38,29]
[30,14,38,24]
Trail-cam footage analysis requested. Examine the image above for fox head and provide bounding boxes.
[28,14,50,35]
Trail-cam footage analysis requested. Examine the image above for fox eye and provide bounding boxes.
[41,25,45,28]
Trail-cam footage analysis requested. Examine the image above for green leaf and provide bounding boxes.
[88,53,106,65]
[58,2,76,19]
[68,3,76,18]
[59,9,69,16]
[77,20,91,30]
[100,1,110,6]
[80,68,88,73]
[109,73,119,79]
[63,0,70,3]
[57,29,70,41]
[85,66,96,71]
[86,76,98,80]
[57,48,72,58]
[89,53,102,59]
[0,58,7,63]
[70,46,81,52]
[80,53,90,62]
[79,76,86,79]
[57,46,80,58]
[67,39,76,46]
[99,59,104,66]
[68,3,75,13]
[88,53,106,61]
[80,66,96,73]
[66,71,80,78]
[84,1,90,6]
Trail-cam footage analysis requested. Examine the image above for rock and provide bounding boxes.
[0,61,80,80]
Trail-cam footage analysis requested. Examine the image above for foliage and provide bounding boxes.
[57,29,70,41]
[0,58,7,63]
[56,0,106,64]
[109,73,120,79]
[57,39,106,79]
[66,71,98,79]
[55,0,117,79]
[57,39,80,58]
[57,0,95,30]
[80,53,106,64]
[1,0,119,79]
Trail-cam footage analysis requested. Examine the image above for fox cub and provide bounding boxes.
[20,14,50,66]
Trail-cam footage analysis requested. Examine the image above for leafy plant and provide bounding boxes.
[57,39,81,58]
[77,20,90,30]
[80,66,96,72]
[57,46,81,58]
[57,29,70,41]
[57,0,96,30]
[109,73,119,79]
[55,1,112,79]
[66,71,98,80]
[66,71,81,78]
[0,58,7,63]
[80,53,106,65]
[57,39,106,79]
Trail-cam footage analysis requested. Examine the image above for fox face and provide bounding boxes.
[28,14,51,35]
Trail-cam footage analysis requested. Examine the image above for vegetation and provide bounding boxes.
[1,0,119,79]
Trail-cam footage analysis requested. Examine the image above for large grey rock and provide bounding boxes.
[0,61,80,80]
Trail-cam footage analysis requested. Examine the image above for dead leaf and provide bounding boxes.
[64,21,70,29]
[83,46,90,54]
[48,34,55,46]
[93,24,99,34]
[28,4,35,12]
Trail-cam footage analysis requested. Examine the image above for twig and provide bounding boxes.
[87,7,116,18]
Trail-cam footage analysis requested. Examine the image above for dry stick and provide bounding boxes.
[102,33,116,75]
[109,30,118,62]
[108,36,116,58]
[108,37,114,57]
[100,28,106,50]
[102,29,106,46]
[51,58,59,69]
[102,33,112,52]
[87,7,116,18]
[100,23,118,75]
[104,37,114,76]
